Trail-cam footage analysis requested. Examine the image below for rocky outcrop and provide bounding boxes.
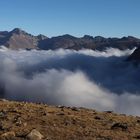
[127,47,140,61]
[0,28,47,50]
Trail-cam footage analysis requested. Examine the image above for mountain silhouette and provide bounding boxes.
[0,28,140,50]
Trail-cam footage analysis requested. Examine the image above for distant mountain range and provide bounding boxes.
[0,28,140,50]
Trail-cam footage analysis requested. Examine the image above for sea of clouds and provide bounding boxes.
[0,46,140,115]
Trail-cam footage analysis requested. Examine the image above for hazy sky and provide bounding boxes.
[0,0,140,37]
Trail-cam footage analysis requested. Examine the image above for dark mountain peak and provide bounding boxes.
[12,28,22,31]
[127,47,140,61]
[127,36,137,39]
[94,36,106,42]
[83,35,94,40]
[59,34,77,39]
[37,34,48,40]
[11,28,26,35]
[121,36,139,41]
[10,28,35,38]
[94,36,105,39]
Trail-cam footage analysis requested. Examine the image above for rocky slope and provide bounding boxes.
[0,28,47,49]
[0,28,140,50]
[39,35,140,51]
[127,47,140,62]
[0,99,140,140]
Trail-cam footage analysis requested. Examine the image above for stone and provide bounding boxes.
[56,112,65,115]
[94,116,102,120]
[134,135,140,139]
[0,99,8,102]
[111,122,128,131]
[0,111,6,119]
[104,111,113,113]
[26,129,44,140]
[71,107,79,111]
[1,131,15,138]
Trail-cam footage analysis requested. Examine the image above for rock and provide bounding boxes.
[1,131,15,138]
[15,129,29,138]
[0,99,8,102]
[96,136,112,140]
[23,122,27,127]
[94,116,102,120]
[0,111,7,119]
[137,119,140,123]
[70,107,79,111]
[56,112,65,115]
[111,122,128,131]
[104,111,113,113]
[0,121,4,131]
[134,135,140,139]
[57,105,65,111]
[26,129,44,140]
[57,105,65,109]
[15,120,22,126]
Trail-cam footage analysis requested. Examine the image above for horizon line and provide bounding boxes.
[1,27,140,39]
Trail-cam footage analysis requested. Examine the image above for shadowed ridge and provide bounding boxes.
[0,28,140,50]
[127,47,140,61]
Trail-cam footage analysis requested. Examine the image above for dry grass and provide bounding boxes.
[0,100,140,140]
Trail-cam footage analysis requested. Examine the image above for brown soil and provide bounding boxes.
[0,99,140,140]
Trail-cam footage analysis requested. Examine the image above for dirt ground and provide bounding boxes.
[0,99,140,140]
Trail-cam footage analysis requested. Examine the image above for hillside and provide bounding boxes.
[0,99,140,140]
[127,47,140,61]
[0,28,140,50]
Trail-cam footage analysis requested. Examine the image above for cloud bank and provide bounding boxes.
[0,47,140,115]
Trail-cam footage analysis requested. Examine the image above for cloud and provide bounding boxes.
[0,47,140,115]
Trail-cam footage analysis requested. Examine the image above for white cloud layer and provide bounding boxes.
[0,47,140,115]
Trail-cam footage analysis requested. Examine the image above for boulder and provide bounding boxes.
[26,129,44,140]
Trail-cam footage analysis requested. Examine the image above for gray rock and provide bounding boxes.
[111,122,128,131]
[27,129,44,140]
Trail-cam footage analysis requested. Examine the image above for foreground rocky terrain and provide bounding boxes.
[0,100,140,140]
[0,28,140,50]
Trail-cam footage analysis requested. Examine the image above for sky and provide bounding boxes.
[0,0,140,38]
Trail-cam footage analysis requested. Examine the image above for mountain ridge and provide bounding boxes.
[0,28,140,50]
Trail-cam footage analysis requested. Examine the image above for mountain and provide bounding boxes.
[0,28,48,49]
[0,99,140,140]
[39,35,140,50]
[128,47,140,60]
[0,28,140,50]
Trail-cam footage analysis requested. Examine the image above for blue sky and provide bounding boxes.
[0,0,140,38]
